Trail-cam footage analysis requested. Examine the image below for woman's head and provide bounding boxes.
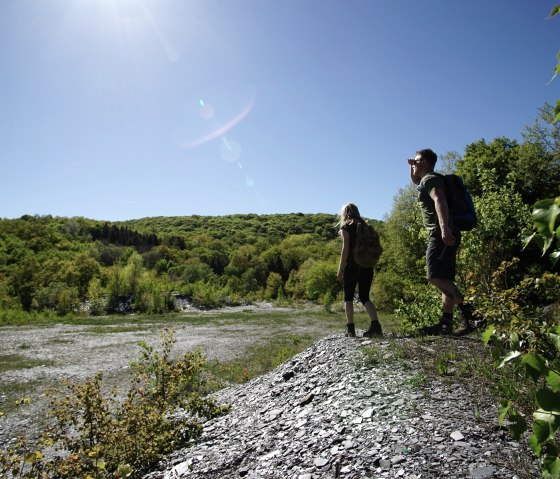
[339,203,362,226]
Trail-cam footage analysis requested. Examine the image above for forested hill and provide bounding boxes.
[0,213,384,319]
[117,213,344,243]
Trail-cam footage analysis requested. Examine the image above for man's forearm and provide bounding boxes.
[433,194,449,229]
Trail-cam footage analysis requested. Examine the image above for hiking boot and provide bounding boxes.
[453,321,474,337]
[418,322,441,336]
[454,303,478,336]
[345,323,356,337]
[440,316,452,335]
[419,316,452,336]
[363,321,383,337]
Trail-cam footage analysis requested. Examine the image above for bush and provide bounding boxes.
[303,260,340,300]
[479,195,560,479]
[188,281,226,309]
[0,329,229,479]
[265,272,283,300]
[393,283,443,333]
[372,270,408,312]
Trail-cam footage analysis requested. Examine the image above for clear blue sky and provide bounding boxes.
[1,0,559,222]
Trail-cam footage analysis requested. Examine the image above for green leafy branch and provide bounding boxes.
[482,196,560,478]
[548,5,560,123]
[523,197,560,267]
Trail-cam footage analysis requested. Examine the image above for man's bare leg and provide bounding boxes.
[429,278,463,307]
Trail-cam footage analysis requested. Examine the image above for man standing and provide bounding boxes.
[410,148,474,335]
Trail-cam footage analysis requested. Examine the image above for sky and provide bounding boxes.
[1,0,559,222]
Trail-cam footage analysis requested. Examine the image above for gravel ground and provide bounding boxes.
[1,308,538,479]
[144,335,539,479]
[0,304,336,448]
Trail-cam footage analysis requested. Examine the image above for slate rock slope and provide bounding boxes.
[144,335,538,479]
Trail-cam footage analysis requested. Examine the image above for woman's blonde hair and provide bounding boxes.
[337,203,364,231]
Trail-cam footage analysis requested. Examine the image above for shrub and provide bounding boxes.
[393,283,443,333]
[480,196,560,479]
[265,272,283,300]
[299,259,340,301]
[372,270,408,312]
[0,328,229,479]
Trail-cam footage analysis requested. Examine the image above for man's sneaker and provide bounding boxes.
[345,323,356,337]
[363,321,383,337]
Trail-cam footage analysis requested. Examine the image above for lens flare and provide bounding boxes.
[220,138,241,163]
[199,103,215,120]
[182,94,255,149]
[245,175,255,188]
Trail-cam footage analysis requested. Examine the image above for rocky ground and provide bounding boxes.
[144,335,539,479]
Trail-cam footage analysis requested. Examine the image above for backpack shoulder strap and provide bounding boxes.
[418,172,447,200]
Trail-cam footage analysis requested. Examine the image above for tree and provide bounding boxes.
[379,185,425,279]
[456,137,520,198]
[9,257,40,311]
[458,169,532,288]
[517,104,560,203]
[265,272,284,300]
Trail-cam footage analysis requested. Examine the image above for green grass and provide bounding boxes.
[203,310,398,387]
[1,379,48,399]
[48,337,75,344]
[206,333,319,387]
[0,304,395,327]
[0,354,54,373]
[389,336,538,420]
[0,379,51,420]
[84,325,152,334]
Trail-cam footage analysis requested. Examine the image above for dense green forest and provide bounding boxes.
[0,106,559,326]
[0,211,367,318]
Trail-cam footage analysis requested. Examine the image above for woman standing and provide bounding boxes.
[336,203,383,338]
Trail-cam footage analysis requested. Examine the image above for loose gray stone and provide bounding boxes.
[143,335,539,479]
[379,458,392,470]
[313,457,328,467]
[470,466,496,478]
[451,430,465,441]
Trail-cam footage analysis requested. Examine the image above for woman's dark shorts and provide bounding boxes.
[343,261,373,304]
[426,229,460,281]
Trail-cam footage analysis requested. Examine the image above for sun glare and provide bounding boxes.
[70,0,179,64]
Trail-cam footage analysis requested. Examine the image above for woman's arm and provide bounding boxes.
[337,229,350,281]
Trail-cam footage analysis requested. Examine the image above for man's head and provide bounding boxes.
[415,149,437,170]
[410,148,437,179]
